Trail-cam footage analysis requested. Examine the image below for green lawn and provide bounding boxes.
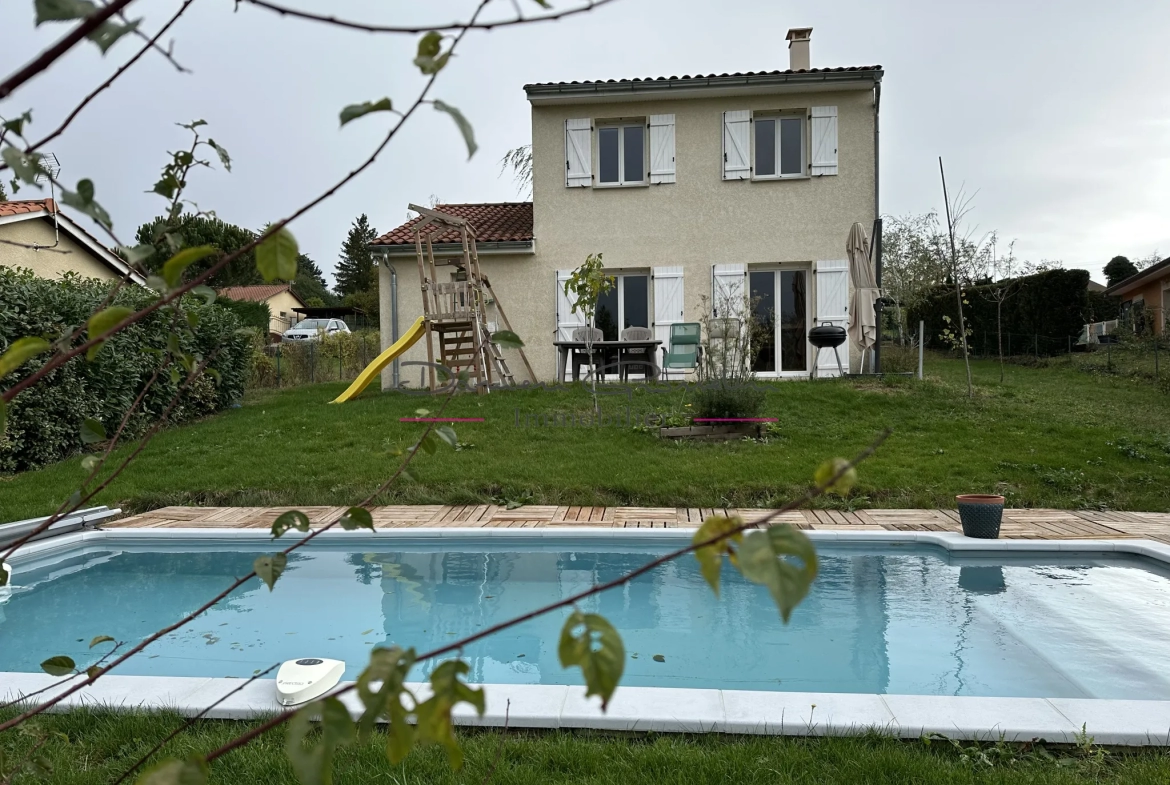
[2,356,1169,522]
[3,708,1169,785]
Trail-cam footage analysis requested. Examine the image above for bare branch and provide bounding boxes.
[97,0,190,73]
[0,0,139,101]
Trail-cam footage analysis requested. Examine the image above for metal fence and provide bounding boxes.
[249,331,384,389]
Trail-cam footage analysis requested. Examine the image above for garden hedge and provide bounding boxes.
[907,269,1100,354]
[0,268,250,473]
[216,297,271,334]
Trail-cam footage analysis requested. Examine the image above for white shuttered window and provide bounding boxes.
[815,259,849,376]
[556,269,585,342]
[712,263,747,320]
[565,118,592,187]
[722,111,751,180]
[649,114,676,184]
[810,106,839,176]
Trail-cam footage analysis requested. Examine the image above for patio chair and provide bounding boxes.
[571,327,605,382]
[661,322,702,381]
[618,326,654,381]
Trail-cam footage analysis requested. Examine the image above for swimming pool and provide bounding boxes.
[5,531,1170,700]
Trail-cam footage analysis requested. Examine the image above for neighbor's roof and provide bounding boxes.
[372,203,534,247]
[1105,256,1170,298]
[524,66,883,99]
[217,283,303,304]
[0,198,147,286]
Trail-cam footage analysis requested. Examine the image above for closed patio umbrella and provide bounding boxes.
[846,222,880,370]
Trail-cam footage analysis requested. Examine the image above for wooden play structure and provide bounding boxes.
[410,204,535,393]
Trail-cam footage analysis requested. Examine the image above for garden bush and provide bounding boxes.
[691,381,766,420]
[216,297,271,335]
[0,268,250,473]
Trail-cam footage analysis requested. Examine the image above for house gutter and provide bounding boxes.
[873,80,883,374]
[374,240,535,258]
[524,69,883,102]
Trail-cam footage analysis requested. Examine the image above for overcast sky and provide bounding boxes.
[3,0,1168,285]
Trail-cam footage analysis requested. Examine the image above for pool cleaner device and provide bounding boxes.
[275,658,345,706]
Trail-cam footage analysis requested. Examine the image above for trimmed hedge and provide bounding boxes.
[907,269,1099,354]
[0,269,250,473]
[216,297,271,335]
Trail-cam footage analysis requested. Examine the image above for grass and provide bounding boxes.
[3,707,1170,785]
[2,355,1169,522]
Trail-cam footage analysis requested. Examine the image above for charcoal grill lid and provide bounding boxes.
[808,322,847,348]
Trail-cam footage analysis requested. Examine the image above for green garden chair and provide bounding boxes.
[661,322,702,381]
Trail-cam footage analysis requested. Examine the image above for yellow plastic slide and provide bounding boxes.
[330,316,426,403]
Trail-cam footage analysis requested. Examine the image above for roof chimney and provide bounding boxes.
[786,27,812,71]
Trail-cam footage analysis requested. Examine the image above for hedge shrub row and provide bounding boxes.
[216,297,271,334]
[0,268,251,473]
[907,269,1112,354]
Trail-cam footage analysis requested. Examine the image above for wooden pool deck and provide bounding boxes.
[106,506,1170,543]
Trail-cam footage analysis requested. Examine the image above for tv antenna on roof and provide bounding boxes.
[32,152,61,251]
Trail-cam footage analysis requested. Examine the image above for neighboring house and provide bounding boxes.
[0,199,146,285]
[373,28,883,384]
[216,284,307,340]
[1105,256,1170,335]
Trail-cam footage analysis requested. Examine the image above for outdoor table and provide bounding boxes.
[553,339,663,382]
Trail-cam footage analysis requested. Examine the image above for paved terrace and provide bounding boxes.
[109,506,1170,542]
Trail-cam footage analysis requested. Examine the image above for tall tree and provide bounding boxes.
[335,214,378,296]
[1104,255,1138,287]
[135,213,262,287]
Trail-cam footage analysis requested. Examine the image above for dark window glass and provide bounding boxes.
[623,125,644,183]
[595,287,619,342]
[780,117,802,176]
[780,270,807,371]
[623,275,649,328]
[598,127,619,184]
[750,271,776,373]
[755,118,776,177]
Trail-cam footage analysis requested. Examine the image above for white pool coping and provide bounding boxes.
[5,526,1170,746]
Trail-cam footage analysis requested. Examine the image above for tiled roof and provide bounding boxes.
[1106,256,1170,296]
[0,198,56,217]
[217,284,294,303]
[372,203,534,246]
[525,66,882,90]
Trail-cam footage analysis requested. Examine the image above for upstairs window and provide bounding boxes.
[598,124,645,185]
[754,115,804,178]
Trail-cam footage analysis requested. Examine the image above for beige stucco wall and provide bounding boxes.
[0,218,119,280]
[379,82,877,387]
[1121,275,1169,335]
[265,289,305,335]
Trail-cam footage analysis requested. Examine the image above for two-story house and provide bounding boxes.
[373,28,883,386]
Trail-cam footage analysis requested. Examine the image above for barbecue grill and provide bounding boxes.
[808,322,847,378]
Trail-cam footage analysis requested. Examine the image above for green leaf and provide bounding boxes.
[355,646,416,752]
[416,31,442,58]
[692,515,744,598]
[271,510,311,538]
[34,0,96,24]
[81,454,100,473]
[191,285,217,305]
[40,655,76,676]
[2,111,33,137]
[135,756,208,785]
[400,465,419,483]
[1,146,46,185]
[814,458,858,496]
[418,432,438,455]
[414,659,484,769]
[207,139,232,172]
[254,553,288,591]
[256,227,298,281]
[86,18,140,53]
[434,426,457,449]
[118,244,156,265]
[0,336,51,379]
[735,524,818,623]
[339,507,374,531]
[89,634,115,648]
[558,610,624,711]
[80,417,106,444]
[285,697,355,785]
[61,179,112,229]
[86,306,133,360]
[490,330,524,349]
[414,51,451,76]
[433,100,477,160]
[339,98,394,127]
[162,245,216,288]
[86,664,101,678]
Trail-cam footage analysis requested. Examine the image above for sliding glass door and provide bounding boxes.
[749,269,808,375]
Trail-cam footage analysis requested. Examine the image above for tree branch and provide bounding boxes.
[0,0,139,101]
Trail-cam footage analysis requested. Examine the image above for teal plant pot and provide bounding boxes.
[956,494,1004,539]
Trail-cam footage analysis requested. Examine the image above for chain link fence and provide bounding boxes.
[248,330,384,389]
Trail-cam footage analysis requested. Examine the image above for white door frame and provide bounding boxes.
[748,263,812,378]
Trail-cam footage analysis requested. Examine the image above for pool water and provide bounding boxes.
[4,538,1170,698]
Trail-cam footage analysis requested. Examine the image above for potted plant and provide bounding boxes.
[955,494,1005,539]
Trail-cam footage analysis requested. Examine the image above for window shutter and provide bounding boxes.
[810,106,838,176]
[652,266,684,346]
[556,269,585,343]
[815,259,849,376]
[565,118,592,187]
[711,263,747,319]
[722,111,751,180]
[649,114,676,184]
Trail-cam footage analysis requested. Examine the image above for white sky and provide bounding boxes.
[3,0,1168,285]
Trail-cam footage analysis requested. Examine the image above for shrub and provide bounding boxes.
[216,297,271,335]
[691,381,766,420]
[0,268,250,473]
